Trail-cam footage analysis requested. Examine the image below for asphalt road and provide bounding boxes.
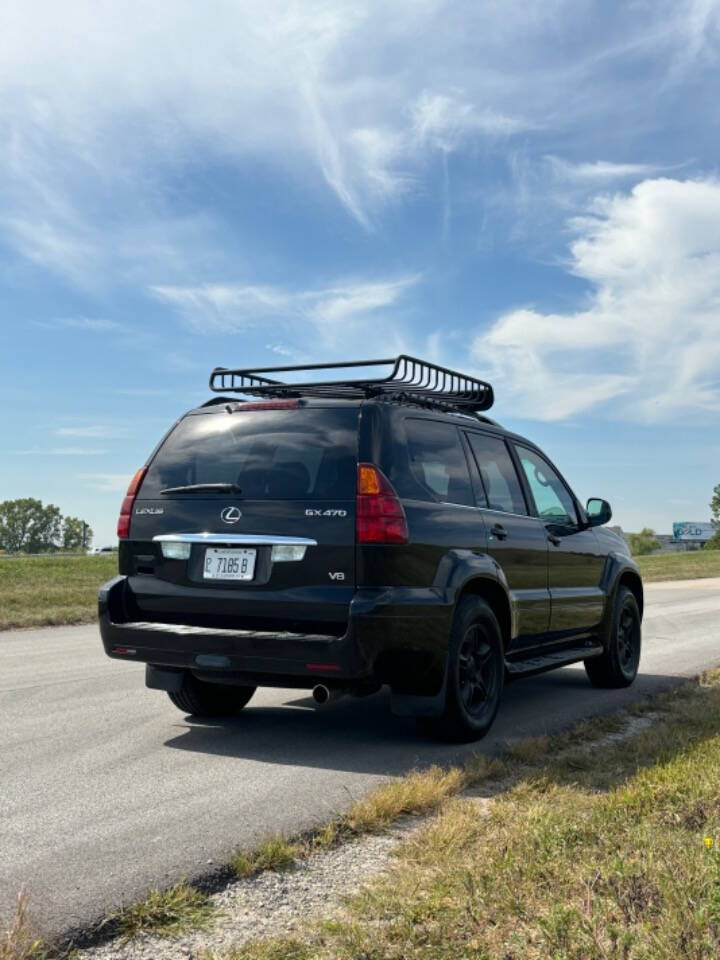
[1,577,719,940]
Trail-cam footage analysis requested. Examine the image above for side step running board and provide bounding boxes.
[505,643,604,679]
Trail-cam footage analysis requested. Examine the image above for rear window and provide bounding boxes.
[141,407,358,500]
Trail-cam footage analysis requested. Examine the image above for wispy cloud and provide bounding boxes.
[55,425,131,438]
[412,91,526,151]
[113,388,171,397]
[78,473,132,492]
[5,0,713,273]
[544,157,663,182]
[151,274,420,347]
[39,317,122,332]
[474,177,720,422]
[11,447,109,456]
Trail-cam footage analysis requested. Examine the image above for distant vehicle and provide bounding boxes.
[90,546,116,555]
[99,356,643,741]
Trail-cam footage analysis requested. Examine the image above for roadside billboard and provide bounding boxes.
[672,522,716,542]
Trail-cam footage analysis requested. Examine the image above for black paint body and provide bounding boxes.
[99,398,643,714]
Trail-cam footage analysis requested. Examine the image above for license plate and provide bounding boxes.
[203,547,257,581]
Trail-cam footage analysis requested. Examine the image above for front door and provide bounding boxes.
[512,444,606,635]
[464,431,550,645]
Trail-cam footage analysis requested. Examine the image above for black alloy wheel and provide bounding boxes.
[585,585,641,689]
[458,624,500,720]
[430,596,504,742]
[616,602,640,677]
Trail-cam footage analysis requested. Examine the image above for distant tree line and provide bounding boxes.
[0,498,94,553]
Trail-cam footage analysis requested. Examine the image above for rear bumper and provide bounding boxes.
[99,576,451,692]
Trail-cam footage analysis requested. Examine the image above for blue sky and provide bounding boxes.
[2,0,720,545]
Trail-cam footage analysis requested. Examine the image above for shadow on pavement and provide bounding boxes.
[163,666,687,776]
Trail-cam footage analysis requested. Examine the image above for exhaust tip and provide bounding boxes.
[312,684,331,705]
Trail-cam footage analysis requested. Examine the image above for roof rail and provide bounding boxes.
[208,355,494,412]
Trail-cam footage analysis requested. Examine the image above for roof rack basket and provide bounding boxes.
[209,355,494,412]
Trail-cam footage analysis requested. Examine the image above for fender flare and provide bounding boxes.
[598,553,644,646]
[391,550,514,718]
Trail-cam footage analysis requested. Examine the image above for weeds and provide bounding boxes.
[108,881,215,940]
[213,671,720,959]
[231,837,299,877]
[0,890,46,960]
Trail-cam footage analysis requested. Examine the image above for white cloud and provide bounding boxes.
[412,92,525,151]
[39,317,121,331]
[6,0,706,276]
[545,157,663,182]
[78,473,132,492]
[473,178,720,421]
[151,274,420,347]
[113,388,171,397]
[11,447,109,455]
[55,425,131,438]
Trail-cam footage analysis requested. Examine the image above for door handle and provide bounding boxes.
[547,532,562,546]
[490,523,508,540]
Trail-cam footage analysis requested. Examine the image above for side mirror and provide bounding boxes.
[586,498,612,527]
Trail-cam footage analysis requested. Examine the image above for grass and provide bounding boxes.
[106,881,216,941]
[635,548,720,582]
[0,891,46,960]
[231,837,301,877]
[0,555,117,629]
[5,679,720,958]
[229,762,499,883]
[0,546,717,632]
[208,671,720,960]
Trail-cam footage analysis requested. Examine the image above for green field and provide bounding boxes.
[0,555,117,630]
[0,548,717,632]
[635,548,720,582]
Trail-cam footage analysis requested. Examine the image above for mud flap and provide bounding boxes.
[146,664,185,692]
[390,660,448,718]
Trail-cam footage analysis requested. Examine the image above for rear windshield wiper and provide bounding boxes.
[159,483,243,495]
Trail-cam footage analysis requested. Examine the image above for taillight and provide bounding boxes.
[117,468,146,539]
[356,463,408,544]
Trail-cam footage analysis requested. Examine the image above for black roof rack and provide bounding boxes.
[208,355,494,413]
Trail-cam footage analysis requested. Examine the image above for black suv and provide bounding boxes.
[99,356,642,741]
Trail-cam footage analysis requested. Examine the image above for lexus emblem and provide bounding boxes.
[220,506,242,524]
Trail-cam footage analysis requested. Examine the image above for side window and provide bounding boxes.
[404,420,473,506]
[516,446,578,526]
[466,433,527,515]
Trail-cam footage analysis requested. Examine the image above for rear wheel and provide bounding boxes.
[168,674,256,717]
[428,597,504,742]
[584,585,641,688]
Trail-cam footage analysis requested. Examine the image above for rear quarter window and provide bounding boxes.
[140,407,359,500]
[390,418,473,506]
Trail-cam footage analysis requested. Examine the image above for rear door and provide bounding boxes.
[126,403,359,631]
[464,430,550,644]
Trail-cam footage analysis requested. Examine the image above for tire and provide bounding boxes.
[584,585,641,689]
[427,597,504,743]
[168,674,256,717]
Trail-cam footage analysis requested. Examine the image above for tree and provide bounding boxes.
[627,528,661,556]
[711,483,720,528]
[705,531,720,550]
[706,484,720,549]
[62,516,93,552]
[0,499,64,553]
